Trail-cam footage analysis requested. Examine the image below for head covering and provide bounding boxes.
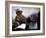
[16,9,22,14]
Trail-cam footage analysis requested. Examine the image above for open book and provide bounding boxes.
[15,24,26,30]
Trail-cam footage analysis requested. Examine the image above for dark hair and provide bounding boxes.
[16,10,22,14]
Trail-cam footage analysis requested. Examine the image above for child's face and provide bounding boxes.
[30,14,38,22]
[17,13,22,16]
[31,16,35,21]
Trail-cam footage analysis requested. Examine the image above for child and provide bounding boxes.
[15,9,26,28]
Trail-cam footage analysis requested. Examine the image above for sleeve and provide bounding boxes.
[15,16,20,22]
[21,16,26,23]
[14,16,20,28]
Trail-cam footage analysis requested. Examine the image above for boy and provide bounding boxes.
[15,9,26,28]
